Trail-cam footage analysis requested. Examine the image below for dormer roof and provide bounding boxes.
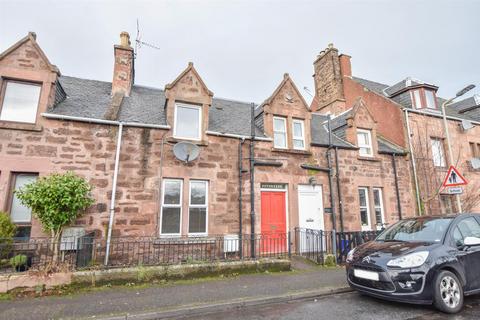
[383,77,438,97]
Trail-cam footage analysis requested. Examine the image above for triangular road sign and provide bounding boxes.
[442,165,468,187]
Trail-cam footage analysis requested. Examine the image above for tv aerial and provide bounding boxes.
[173,142,200,163]
[134,19,161,58]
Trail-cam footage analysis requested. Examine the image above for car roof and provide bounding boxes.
[403,213,479,220]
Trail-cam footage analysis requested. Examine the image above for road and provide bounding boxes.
[180,292,480,320]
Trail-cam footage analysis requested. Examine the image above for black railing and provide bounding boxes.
[0,232,291,273]
[294,228,382,264]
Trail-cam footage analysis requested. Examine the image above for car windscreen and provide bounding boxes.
[377,217,453,243]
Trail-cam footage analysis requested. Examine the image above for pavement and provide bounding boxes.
[186,291,480,320]
[0,257,349,320]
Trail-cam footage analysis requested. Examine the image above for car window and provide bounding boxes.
[457,217,480,239]
[453,227,464,247]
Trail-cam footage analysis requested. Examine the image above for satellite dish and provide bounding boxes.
[173,142,200,163]
[461,119,474,131]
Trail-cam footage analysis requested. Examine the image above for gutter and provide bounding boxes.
[206,130,272,141]
[404,108,480,126]
[41,113,171,129]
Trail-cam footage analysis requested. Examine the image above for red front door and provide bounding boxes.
[261,191,286,253]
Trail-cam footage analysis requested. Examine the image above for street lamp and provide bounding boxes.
[441,84,476,213]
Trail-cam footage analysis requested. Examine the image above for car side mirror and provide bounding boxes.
[464,237,480,247]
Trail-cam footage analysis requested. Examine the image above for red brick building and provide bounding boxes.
[0,32,475,245]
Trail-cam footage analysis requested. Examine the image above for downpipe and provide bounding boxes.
[104,122,124,266]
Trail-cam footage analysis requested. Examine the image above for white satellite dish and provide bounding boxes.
[461,119,474,131]
[173,142,200,163]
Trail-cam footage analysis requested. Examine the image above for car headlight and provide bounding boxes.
[387,251,429,268]
[346,248,356,262]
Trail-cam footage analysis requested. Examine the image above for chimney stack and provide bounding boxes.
[112,32,134,97]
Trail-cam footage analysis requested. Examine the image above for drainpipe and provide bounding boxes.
[326,118,337,261]
[249,103,256,258]
[238,138,245,258]
[334,147,344,232]
[105,122,124,265]
[392,153,403,221]
[404,110,422,216]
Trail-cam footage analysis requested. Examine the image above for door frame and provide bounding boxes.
[260,185,289,242]
[297,184,324,231]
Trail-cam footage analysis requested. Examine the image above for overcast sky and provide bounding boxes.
[1,0,479,103]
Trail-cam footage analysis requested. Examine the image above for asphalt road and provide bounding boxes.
[180,292,480,320]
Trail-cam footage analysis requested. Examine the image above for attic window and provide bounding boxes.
[174,103,201,140]
[357,129,373,157]
[411,88,437,110]
[0,81,41,123]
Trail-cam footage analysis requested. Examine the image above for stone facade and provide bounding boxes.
[0,32,476,243]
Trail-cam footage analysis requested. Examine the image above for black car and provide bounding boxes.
[346,213,480,314]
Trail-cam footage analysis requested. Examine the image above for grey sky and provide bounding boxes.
[1,0,479,104]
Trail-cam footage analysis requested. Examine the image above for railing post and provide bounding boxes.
[332,229,337,264]
[288,231,291,259]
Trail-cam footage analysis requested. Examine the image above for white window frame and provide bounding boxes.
[430,138,446,167]
[10,173,38,224]
[173,103,202,141]
[412,89,422,109]
[292,119,306,150]
[358,187,372,231]
[160,179,183,237]
[357,129,373,157]
[372,188,386,230]
[424,90,436,109]
[273,116,288,149]
[0,80,41,124]
[188,180,208,236]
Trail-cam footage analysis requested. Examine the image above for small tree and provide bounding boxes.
[0,212,17,259]
[15,172,94,264]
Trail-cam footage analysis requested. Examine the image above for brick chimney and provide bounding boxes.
[112,32,134,97]
[339,54,352,77]
[312,43,345,112]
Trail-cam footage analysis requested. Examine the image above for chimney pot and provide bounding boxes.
[120,31,131,47]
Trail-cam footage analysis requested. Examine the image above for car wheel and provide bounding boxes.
[433,270,464,314]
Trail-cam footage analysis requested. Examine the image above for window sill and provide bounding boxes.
[271,148,312,156]
[167,136,208,146]
[357,156,381,162]
[0,121,42,131]
[153,236,215,245]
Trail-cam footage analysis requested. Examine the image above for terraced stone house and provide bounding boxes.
[0,32,477,248]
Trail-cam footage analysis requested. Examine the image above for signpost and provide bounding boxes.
[441,165,468,196]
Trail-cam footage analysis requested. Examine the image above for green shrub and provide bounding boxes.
[0,212,16,259]
[323,254,336,267]
[15,172,94,264]
[10,254,27,268]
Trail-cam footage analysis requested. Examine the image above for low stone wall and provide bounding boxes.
[0,259,291,293]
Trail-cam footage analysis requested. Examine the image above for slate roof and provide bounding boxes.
[310,114,356,149]
[50,76,266,137]
[377,136,407,155]
[352,77,479,122]
[449,95,480,113]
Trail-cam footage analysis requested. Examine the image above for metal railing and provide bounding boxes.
[294,228,381,264]
[0,232,291,273]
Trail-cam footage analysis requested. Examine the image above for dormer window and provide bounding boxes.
[174,103,201,140]
[273,116,287,149]
[292,119,305,150]
[357,129,373,157]
[411,88,437,110]
[0,80,41,123]
[424,90,436,109]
